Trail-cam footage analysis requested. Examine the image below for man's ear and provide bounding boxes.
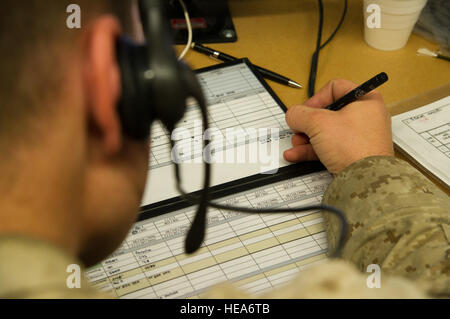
[83,15,122,155]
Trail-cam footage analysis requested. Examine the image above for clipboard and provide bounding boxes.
[138,58,325,222]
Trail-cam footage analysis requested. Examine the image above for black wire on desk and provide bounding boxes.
[308,0,324,98]
[320,0,348,50]
[175,156,348,258]
[308,0,349,98]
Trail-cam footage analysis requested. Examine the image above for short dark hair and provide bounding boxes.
[0,0,131,141]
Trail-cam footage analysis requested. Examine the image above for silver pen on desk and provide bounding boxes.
[192,42,302,89]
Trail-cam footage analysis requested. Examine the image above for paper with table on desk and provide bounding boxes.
[392,96,450,188]
[86,171,332,299]
[86,60,333,299]
[141,59,296,206]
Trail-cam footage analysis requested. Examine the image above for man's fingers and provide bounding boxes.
[283,144,319,163]
[286,104,328,135]
[285,105,313,134]
[292,133,309,146]
[304,79,358,108]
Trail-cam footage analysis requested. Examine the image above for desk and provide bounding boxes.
[178,0,450,194]
[178,0,450,107]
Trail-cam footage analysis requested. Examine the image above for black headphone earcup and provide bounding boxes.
[116,36,154,140]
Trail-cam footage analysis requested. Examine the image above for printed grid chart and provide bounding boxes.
[86,171,333,299]
[149,63,290,169]
[402,101,450,158]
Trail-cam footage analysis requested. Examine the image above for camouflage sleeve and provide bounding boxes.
[323,156,450,297]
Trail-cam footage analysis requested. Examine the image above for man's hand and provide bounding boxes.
[284,79,394,174]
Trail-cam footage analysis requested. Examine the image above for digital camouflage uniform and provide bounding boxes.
[324,156,449,297]
[209,156,449,298]
[0,156,448,298]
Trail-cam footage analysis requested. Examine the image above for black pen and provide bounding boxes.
[191,42,302,89]
[325,72,389,111]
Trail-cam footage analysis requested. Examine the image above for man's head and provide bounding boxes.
[0,1,149,265]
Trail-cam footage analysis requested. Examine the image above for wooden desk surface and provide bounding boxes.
[178,0,450,108]
[177,0,450,194]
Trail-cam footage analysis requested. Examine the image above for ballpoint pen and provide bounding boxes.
[191,42,302,89]
[325,72,388,111]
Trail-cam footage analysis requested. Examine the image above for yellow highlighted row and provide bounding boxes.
[89,220,326,297]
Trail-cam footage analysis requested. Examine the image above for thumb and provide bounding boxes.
[285,104,328,136]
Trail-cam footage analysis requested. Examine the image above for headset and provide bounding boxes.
[115,0,348,258]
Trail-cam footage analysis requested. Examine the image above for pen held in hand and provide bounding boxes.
[325,72,389,111]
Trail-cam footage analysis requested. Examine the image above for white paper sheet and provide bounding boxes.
[87,171,333,299]
[142,62,294,206]
[392,96,450,187]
